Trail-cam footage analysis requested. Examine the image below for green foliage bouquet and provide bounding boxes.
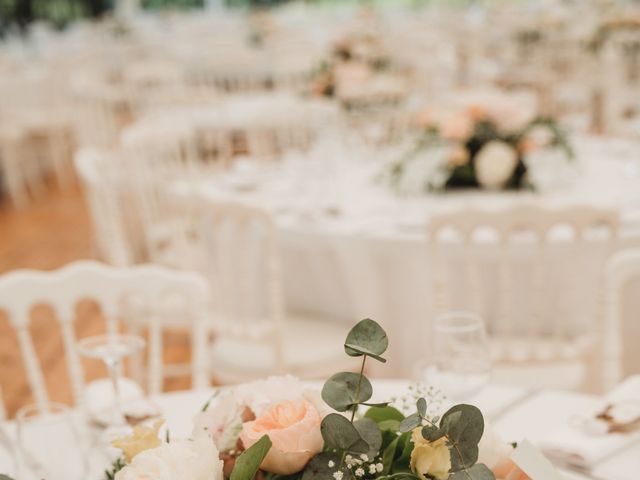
[107,319,523,480]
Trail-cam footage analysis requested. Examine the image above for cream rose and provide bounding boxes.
[474,140,518,190]
[112,420,164,463]
[115,437,224,480]
[240,398,324,475]
[410,427,452,480]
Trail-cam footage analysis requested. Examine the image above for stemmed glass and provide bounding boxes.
[77,333,145,429]
[16,402,88,480]
[418,311,492,401]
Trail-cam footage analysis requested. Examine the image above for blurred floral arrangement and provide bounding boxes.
[386,93,574,192]
[310,31,407,109]
[105,319,531,480]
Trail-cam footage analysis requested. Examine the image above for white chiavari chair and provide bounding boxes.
[428,206,620,392]
[0,260,211,414]
[603,249,640,389]
[196,198,350,383]
[74,149,136,266]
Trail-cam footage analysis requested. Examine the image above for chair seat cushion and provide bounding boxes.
[210,316,349,382]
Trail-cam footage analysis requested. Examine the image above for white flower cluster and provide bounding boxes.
[389,383,444,419]
[330,454,384,480]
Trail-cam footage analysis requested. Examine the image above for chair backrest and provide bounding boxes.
[197,198,285,362]
[0,261,211,411]
[428,205,619,383]
[603,249,640,390]
[74,148,135,266]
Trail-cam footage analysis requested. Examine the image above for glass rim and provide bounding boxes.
[434,311,485,333]
[16,401,72,423]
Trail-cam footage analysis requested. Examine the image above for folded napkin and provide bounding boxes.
[85,378,161,426]
[540,376,640,469]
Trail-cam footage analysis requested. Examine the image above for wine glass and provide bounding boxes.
[77,333,145,429]
[419,311,492,401]
[16,402,88,480]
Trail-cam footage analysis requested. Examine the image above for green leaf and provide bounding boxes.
[230,435,272,480]
[421,425,445,442]
[364,406,404,424]
[398,412,421,433]
[344,319,388,362]
[354,417,383,457]
[449,463,496,480]
[391,432,414,473]
[322,372,373,412]
[440,405,485,472]
[320,413,369,453]
[416,398,427,417]
[441,405,484,445]
[378,419,401,431]
[0,476,15,480]
[381,436,399,475]
[301,453,344,480]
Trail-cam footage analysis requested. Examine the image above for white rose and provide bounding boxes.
[474,141,518,190]
[478,421,514,470]
[115,437,224,480]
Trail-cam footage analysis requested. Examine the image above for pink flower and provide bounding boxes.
[240,398,324,475]
[439,111,474,141]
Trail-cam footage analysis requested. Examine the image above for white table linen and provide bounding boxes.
[173,135,640,377]
[3,379,640,480]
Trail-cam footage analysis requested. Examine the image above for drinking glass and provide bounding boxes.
[77,333,145,428]
[16,402,88,480]
[419,311,492,401]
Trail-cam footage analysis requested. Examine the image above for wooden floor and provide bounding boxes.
[0,183,190,418]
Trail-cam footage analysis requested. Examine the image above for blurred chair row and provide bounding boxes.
[1,203,637,418]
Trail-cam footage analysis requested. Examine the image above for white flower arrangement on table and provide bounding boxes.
[103,319,530,480]
[386,94,574,193]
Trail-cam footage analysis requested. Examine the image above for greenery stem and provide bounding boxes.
[350,356,367,423]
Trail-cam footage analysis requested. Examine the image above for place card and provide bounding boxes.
[511,439,566,480]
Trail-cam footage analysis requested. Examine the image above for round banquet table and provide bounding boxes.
[172,135,640,378]
[1,379,639,480]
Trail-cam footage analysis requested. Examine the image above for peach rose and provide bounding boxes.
[440,111,474,142]
[240,398,324,475]
[493,459,530,480]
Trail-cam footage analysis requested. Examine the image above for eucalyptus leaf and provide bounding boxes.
[354,417,383,457]
[421,425,445,442]
[449,463,496,480]
[230,435,272,480]
[320,413,369,453]
[0,476,16,480]
[322,372,373,412]
[439,405,485,472]
[344,319,388,362]
[301,453,344,480]
[416,398,427,417]
[398,413,421,433]
[441,405,484,445]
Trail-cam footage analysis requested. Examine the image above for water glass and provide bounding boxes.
[16,402,88,480]
[421,311,492,401]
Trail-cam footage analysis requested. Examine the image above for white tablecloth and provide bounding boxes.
[3,380,639,480]
[173,135,640,377]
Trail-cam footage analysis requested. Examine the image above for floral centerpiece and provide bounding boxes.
[310,30,407,110]
[105,319,532,480]
[386,93,574,192]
